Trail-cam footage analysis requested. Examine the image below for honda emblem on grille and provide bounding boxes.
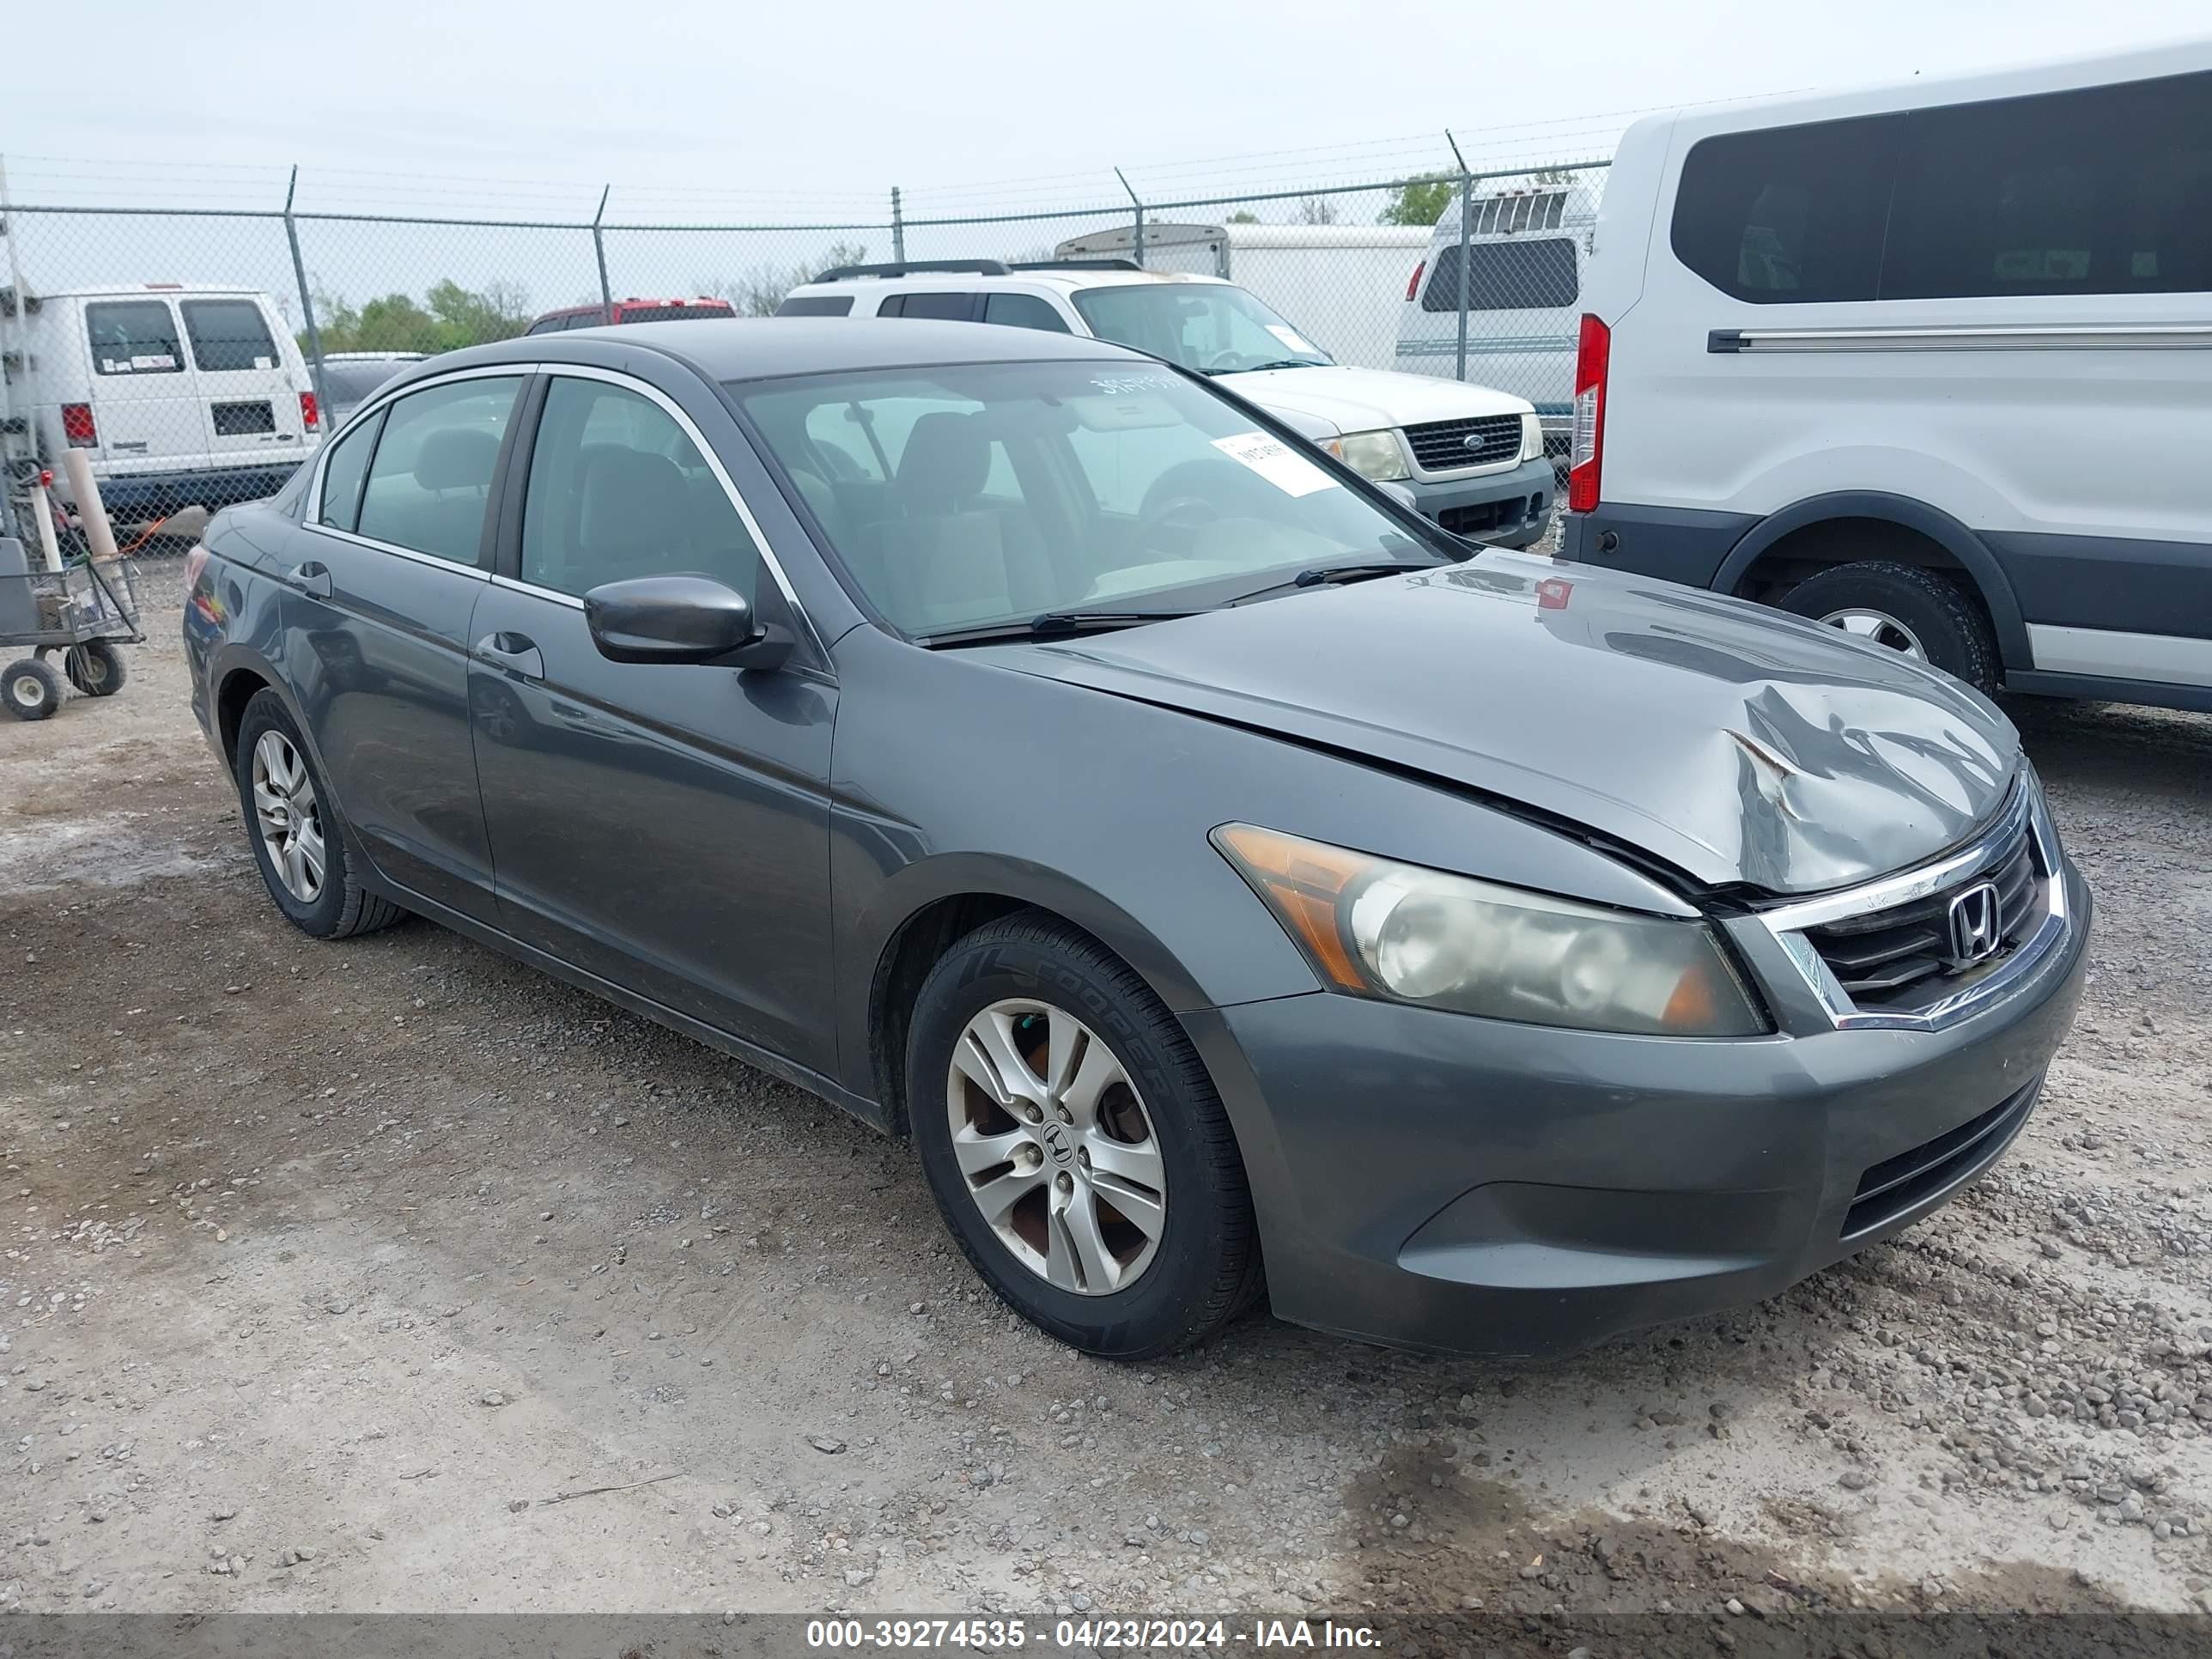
[1947,881,2002,964]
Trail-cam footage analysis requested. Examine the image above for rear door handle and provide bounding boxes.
[475,631,544,681]
[288,560,331,599]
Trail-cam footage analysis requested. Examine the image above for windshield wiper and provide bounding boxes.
[1237,358,1326,373]
[1226,561,1426,605]
[920,609,1200,648]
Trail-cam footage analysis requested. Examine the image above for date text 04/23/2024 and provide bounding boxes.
[804,1619,1382,1650]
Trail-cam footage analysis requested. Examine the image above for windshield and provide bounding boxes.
[734,359,1444,638]
[1070,283,1332,375]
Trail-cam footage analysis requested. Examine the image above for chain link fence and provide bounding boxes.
[0,155,1607,544]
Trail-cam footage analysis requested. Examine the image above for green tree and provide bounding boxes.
[299,277,536,356]
[424,278,531,349]
[1378,173,1456,228]
[1226,210,1259,224]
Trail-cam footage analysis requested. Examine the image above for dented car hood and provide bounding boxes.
[988,552,2020,896]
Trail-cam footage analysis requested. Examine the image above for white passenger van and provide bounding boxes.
[1395,185,1595,451]
[1560,45,2212,708]
[9,286,324,523]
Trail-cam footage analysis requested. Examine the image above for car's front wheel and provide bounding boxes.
[907,914,1261,1358]
[234,689,405,939]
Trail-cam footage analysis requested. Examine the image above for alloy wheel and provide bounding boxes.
[252,730,327,903]
[944,1000,1167,1296]
[1818,607,1928,659]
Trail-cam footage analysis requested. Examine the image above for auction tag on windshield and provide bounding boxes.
[1264,323,1317,356]
[132,354,175,370]
[1212,432,1338,497]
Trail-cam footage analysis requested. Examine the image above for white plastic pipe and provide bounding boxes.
[29,481,63,574]
[61,450,119,562]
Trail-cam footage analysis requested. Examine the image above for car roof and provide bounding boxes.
[416,317,1148,384]
[791,268,1231,298]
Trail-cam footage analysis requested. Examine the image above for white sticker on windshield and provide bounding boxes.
[253,356,272,369]
[131,353,175,370]
[1264,323,1316,356]
[1212,432,1338,497]
[102,359,127,374]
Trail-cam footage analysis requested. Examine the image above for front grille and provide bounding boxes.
[1403,414,1522,472]
[1803,815,2040,1012]
[1843,1078,2039,1238]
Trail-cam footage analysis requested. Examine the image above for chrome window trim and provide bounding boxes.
[1753,775,2072,1032]
[527,364,823,656]
[489,572,582,611]
[310,524,492,580]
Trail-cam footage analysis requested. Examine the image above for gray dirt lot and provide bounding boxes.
[2,558,2209,1624]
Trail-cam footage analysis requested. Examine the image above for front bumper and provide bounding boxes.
[1401,454,1553,549]
[1184,857,2090,1358]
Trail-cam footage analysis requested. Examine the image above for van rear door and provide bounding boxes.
[179,297,314,471]
[81,296,212,489]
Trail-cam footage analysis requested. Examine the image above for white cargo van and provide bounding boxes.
[1560,46,2212,709]
[1395,185,1595,449]
[7,285,324,522]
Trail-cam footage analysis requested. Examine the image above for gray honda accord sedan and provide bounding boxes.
[185,319,2089,1359]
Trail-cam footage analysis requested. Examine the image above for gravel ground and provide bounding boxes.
[2,557,2209,1626]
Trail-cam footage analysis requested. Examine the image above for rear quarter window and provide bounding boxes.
[775,295,855,317]
[1669,113,1900,303]
[1420,238,1578,311]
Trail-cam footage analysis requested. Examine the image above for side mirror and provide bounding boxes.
[583,575,793,671]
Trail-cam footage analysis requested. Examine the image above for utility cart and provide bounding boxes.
[1,540,145,721]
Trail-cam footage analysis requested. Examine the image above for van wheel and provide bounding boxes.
[4,658,63,720]
[65,641,127,697]
[907,912,1262,1359]
[1780,561,2000,696]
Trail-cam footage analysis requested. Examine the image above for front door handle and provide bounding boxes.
[288,560,331,599]
[475,631,544,681]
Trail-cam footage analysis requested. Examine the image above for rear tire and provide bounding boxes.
[907,912,1262,1359]
[234,690,406,939]
[1780,560,2001,696]
[3,658,63,721]
[64,641,127,697]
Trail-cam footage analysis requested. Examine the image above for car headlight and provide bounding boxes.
[1212,823,1766,1036]
[1325,429,1410,483]
[1520,412,1544,463]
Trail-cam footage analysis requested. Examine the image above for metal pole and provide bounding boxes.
[890,187,905,264]
[1115,168,1144,267]
[592,185,613,314]
[1446,132,1472,384]
[282,167,331,440]
[0,154,25,541]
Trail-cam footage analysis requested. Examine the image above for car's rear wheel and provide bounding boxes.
[1779,561,2000,695]
[234,690,405,939]
[3,658,62,721]
[907,913,1261,1358]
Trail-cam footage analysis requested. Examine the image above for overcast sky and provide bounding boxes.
[5,0,2206,219]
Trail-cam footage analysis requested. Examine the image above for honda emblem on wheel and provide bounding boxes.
[1946,881,2002,964]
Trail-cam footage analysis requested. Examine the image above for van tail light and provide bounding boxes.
[62,403,98,448]
[300,391,320,431]
[1567,313,1609,514]
[1405,260,1425,302]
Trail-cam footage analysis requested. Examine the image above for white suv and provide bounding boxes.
[779,260,1553,548]
[1561,45,2212,709]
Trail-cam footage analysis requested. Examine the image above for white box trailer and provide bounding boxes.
[1054,222,1429,373]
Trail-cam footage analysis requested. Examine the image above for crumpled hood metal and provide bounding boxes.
[985,552,2020,896]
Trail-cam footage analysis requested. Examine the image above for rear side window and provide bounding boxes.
[1671,113,1899,303]
[182,300,280,372]
[355,376,522,565]
[317,410,382,532]
[884,292,978,321]
[1420,239,1578,312]
[776,295,855,317]
[981,293,1072,332]
[84,301,183,376]
[1884,70,2212,298]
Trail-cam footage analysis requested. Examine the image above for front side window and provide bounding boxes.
[737,359,1443,636]
[1071,283,1331,374]
[317,411,382,532]
[355,376,521,564]
[1419,239,1579,312]
[84,301,183,376]
[181,300,280,373]
[519,378,762,600]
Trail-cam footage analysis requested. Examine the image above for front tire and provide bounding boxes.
[234,690,405,939]
[907,913,1261,1358]
[1780,561,2000,696]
